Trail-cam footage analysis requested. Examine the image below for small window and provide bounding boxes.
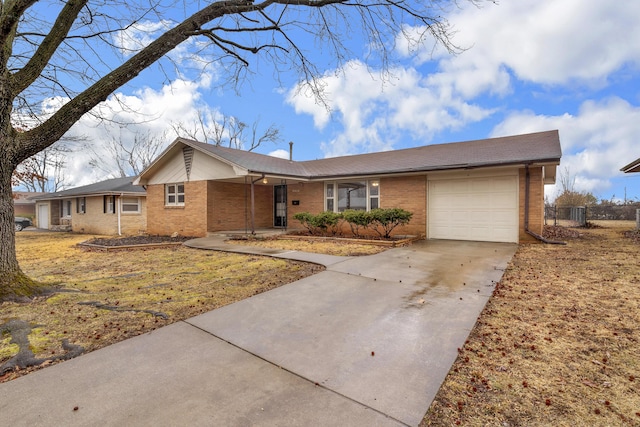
[369,181,380,209]
[166,183,185,206]
[121,197,140,213]
[325,183,334,212]
[76,197,86,214]
[62,200,72,217]
[104,196,116,214]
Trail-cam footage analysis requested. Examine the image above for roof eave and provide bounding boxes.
[35,191,145,201]
[620,157,640,173]
[302,158,562,181]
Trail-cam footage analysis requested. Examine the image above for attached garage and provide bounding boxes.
[428,171,519,243]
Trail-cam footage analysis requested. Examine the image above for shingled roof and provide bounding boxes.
[621,157,640,173]
[33,177,145,200]
[172,130,561,179]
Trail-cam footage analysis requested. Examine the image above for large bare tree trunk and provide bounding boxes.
[0,154,42,300]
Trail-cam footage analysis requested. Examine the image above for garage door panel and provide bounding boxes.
[428,175,518,243]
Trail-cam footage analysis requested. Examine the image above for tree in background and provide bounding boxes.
[12,142,70,192]
[0,0,470,299]
[171,112,282,152]
[554,167,597,206]
[87,130,168,178]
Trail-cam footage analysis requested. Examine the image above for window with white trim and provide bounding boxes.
[104,195,116,214]
[76,197,86,214]
[62,200,72,217]
[325,179,380,212]
[121,197,141,213]
[165,183,185,206]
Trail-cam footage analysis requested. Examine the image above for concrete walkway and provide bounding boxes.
[0,237,516,426]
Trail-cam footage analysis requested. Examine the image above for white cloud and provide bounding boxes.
[58,76,221,186]
[287,60,494,157]
[491,97,640,199]
[419,0,640,94]
[114,20,174,55]
[268,149,290,159]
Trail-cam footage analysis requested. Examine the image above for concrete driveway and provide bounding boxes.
[0,239,515,426]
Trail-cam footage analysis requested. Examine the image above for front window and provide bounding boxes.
[62,200,72,217]
[121,197,141,213]
[104,196,115,214]
[166,183,185,206]
[325,179,380,212]
[76,197,86,214]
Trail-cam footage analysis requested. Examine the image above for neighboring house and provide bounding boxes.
[134,130,562,243]
[13,191,46,216]
[621,158,640,173]
[33,177,146,235]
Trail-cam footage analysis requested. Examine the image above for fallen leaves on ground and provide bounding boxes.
[422,221,640,426]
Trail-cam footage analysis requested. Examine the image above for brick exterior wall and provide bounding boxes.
[287,182,324,231]
[146,182,207,237]
[519,166,544,242]
[379,175,427,237]
[70,196,146,235]
[208,181,272,232]
[143,168,547,242]
[146,180,274,236]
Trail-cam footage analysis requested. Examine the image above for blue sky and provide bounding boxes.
[42,1,640,202]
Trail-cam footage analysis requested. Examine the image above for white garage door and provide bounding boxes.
[428,174,518,243]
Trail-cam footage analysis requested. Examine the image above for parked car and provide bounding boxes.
[14,217,32,231]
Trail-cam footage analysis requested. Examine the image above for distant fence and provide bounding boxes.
[545,205,640,227]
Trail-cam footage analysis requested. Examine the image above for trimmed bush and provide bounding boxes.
[293,212,316,234]
[293,211,343,236]
[294,208,413,238]
[341,209,372,237]
[313,211,343,236]
[369,208,413,238]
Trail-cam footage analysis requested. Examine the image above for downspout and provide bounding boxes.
[524,164,565,245]
[117,194,122,236]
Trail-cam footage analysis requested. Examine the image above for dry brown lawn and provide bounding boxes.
[4,223,639,425]
[225,236,389,256]
[1,232,325,382]
[422,221,640,426]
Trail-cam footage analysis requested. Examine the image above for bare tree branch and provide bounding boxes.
[11,0,88,96]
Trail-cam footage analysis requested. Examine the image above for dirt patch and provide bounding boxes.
[422,220,640,426]
[623,229,640,244]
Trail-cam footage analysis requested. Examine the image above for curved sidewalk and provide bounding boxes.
[184,234,351,267]
[1,237,516,426]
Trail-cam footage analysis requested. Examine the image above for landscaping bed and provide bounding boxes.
[79,235,193,251]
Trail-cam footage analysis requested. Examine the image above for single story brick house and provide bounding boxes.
[33,177,146,235]
[134,130,562,243]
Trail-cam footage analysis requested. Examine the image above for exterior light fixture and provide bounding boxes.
[262,177,268,184]
[371,181,379,187]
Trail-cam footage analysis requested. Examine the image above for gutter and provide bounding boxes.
[524,164,565,245]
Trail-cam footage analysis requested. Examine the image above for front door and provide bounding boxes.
[274,185,287,227]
